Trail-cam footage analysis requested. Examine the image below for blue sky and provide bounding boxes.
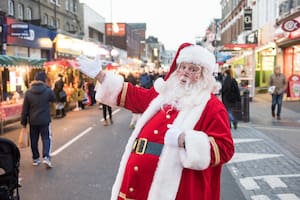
[81,0,221,51]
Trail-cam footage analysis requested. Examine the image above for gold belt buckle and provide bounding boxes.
[135,138,147,155]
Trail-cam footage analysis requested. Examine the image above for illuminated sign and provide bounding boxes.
[10,23,29,37]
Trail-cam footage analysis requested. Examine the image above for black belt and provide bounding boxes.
[132,138,163,156]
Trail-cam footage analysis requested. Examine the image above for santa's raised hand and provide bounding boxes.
[68,55,103,79]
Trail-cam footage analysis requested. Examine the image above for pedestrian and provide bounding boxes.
[53,73,67,118]
[269,66,287,120]
[102,103,113,126]
[20,71,56,168]
[70,43,234,200]
[125,72,141,129]
[221,69,241,129]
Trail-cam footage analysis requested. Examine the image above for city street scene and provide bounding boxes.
[1,0,300,200]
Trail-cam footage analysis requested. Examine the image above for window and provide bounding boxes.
[56,19,60,29]
[50,16,55,27]
[26,7,32,20]
[43,14,48,25]
[17,4,24,20]
[8,0,14,16]
[65,0,69,10]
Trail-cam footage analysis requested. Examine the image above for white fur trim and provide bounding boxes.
[176,45,216,73]
[153,77,166,94]
[179,130,211,170]
[95,71,124,106]
[110,90,212,200]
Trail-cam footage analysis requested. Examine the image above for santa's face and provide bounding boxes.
[176,62,202,86]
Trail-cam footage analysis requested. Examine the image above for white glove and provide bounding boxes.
[76,55,103,78]
[164,124,182,147]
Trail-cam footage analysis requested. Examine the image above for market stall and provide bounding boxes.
[0,55,46,133]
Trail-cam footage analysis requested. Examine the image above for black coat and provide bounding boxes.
[21,81,56,127]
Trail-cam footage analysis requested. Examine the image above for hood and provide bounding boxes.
[30,80,48,94]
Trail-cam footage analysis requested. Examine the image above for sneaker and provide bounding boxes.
[277,116,281,120]
[129,124,135,129]
[103,120,108,126]
[32,159,41,166]
[109,118,113,125]
[43,157,52,168]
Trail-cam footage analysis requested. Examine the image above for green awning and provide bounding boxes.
[0,55,46,67]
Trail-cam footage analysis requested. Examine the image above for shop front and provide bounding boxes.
[275,16,300,99]
[0,55,46,133]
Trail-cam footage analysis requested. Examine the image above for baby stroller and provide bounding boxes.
[0,137,21,200]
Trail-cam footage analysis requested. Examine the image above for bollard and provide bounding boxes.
[242,89,250,122]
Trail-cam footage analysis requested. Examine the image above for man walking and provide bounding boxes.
[21,71,56,168]
[269,66,287,120]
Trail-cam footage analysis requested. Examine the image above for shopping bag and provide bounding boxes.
[18,127,30,148]
[268,86,276,94]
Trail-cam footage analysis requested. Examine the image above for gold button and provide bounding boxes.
[153,130,158,134]
[129,187,134,192]
[134,166,139,171]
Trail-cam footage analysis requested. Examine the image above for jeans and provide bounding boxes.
[102,104,112,120]
[271,93,283,116]
[226,106,237,126]
[30,124,52,160]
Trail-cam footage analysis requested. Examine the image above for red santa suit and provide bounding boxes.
[93,43,234,200]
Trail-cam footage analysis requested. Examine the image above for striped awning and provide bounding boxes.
[0,55,46,67]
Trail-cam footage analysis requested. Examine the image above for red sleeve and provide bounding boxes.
[196,94,234,166]
[117,83,159,113]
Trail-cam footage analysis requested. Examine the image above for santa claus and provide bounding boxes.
[71,43,234,200]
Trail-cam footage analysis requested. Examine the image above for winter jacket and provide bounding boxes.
[269,73,287,95]
[21,80,56,127]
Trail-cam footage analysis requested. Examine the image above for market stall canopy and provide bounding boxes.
[44,60,73,68]
[0,55,46,67]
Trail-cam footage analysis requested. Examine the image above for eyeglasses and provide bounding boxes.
[177,63,201,75]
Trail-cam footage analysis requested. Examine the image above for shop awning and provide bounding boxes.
[44,60,73,68]
[0,55,46,67]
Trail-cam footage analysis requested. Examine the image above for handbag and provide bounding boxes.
[268,86,275,94]
[17,127,30,148]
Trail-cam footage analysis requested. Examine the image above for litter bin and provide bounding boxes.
[241,89,250,122]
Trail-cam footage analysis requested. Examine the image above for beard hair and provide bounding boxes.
[160,71,213,110]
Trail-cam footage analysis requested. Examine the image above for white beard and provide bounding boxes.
[159,73,211,111]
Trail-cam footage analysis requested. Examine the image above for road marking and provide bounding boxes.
[251,195,270,200]
[277,193,300,200]
[240,177,260,190]
[229,153,283,163]
[51,127,93,156]
[234,138,263,144]
[264,176,287,188]
[239,174,300,190]
[254,126,300,132]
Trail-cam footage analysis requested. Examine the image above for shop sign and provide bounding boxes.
[288,75,300,98]
[244,8,252,31]
[6,17,56,48]
[282,19,300,32]
[245,30,258,44]
[10,23,29,37]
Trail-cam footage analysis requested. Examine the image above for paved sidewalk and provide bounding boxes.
[226,94,300,200]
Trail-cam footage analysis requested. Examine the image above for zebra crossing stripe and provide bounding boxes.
[251,195,270,200]
[277,193,300,200]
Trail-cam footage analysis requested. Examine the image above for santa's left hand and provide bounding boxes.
[164,124,183,147]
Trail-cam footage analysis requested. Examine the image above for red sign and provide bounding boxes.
[282,19,300,32]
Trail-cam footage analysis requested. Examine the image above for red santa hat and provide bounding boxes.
[154,43,216,93]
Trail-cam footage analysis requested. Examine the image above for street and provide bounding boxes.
[1,94,299,200]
